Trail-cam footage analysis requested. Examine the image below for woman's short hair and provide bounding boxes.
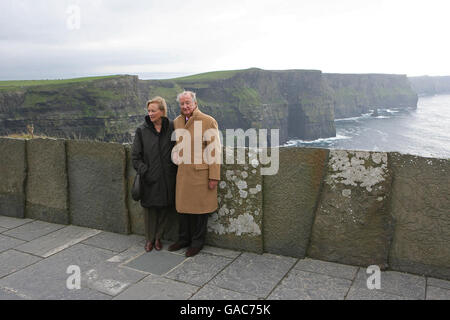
[146,96,167,117]
[176,91,197,103]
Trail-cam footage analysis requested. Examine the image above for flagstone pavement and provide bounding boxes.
[0,215,449,300]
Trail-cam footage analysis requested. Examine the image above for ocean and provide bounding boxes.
[284,94,450,159]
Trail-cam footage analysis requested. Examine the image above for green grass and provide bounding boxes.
[0,75,124,91]
[173,68,260,82]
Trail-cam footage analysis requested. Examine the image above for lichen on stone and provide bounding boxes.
[327,150,388,192]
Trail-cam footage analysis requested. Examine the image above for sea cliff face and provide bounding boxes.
[325,73,418,119]
[0,69,418,144]
[408,76,450,96]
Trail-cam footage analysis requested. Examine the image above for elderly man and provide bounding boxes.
[168,91,221,257]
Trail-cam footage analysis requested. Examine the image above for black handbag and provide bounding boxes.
[131,173,142,201]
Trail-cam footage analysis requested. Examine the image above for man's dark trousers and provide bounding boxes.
[178,213,209,249]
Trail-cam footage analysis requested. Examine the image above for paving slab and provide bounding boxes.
[346,287,411,300]
[82,261,148,296]
[294,258,359,280]
[81,231,144,253]
[3,220,65,241]
[0,250,42,279]
[123,251,186,275]
[352,268,426,300]
[190,284,259,300]
[0,216,34,229]
[0,235,26,253]
[107,244,146,265]
[427,277,450,290]
[14,225,101,258]
[0,243,114,300]
[426,286,450,300]
[0,287,28,300]
[268,269,352,300]
[201,245,241,259]
[113,274,199,300]
[0,226,7,233]
[211,252,297,298]
[165,253,233,286]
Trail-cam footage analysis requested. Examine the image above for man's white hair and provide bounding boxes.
[176,90,197,103]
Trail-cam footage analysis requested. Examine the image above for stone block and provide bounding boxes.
[0,235,26,253]
[353,268,426,300]
[210,252,296,298]
[0,243,114,300]
[123,251,186,275]
[263,147,328,258]
[0,216,33,229]
[0,138,26,218]
[2,220,65,241]
[268,269,352,300]
[426,286,450,300]
[346,287,410,300]
[82,260,147,296]
[81,231,144,253]
[352,268,426,300]
[206,148,264,253]
[165,253,233,286]
[113,274,199,300]
[294,258,358,280]
[14,225,101,258]
[25,138,69,224]
[388,153,450,280]
[0,250,42,278]
[67,140,129,234]
[190,284,259,300]
[308,150,394,268]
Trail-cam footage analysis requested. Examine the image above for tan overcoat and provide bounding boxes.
[173,108,221,214]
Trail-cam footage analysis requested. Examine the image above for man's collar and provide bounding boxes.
[184,107,200,121]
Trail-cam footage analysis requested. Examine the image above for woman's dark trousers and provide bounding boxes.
[144,207,169,243]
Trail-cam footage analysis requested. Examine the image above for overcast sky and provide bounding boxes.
[1,0,449,80]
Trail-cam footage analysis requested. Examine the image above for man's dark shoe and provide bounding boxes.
[185,247,201,257]
[168,242,188,252]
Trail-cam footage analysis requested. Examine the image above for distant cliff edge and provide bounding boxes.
[408,75,450,96]
[0,69,418,144]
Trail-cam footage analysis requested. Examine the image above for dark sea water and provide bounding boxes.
[284,94,450,159]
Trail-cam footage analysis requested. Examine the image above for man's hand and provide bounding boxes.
[208,179,219,190]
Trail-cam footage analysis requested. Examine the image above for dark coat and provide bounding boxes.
[132,116,177,208]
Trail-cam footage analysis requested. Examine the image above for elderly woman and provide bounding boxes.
[132,96,177,252]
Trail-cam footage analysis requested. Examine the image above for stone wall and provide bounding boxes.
[0,137,449,280]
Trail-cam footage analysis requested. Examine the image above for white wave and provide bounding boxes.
[288,134,351,145]
[385,108,400,113]
[335,110,375,122]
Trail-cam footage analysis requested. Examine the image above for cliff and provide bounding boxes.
[142,68,335,143]
[408,76,450,96]
[325,73,418,119]
[0,69,418,144]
